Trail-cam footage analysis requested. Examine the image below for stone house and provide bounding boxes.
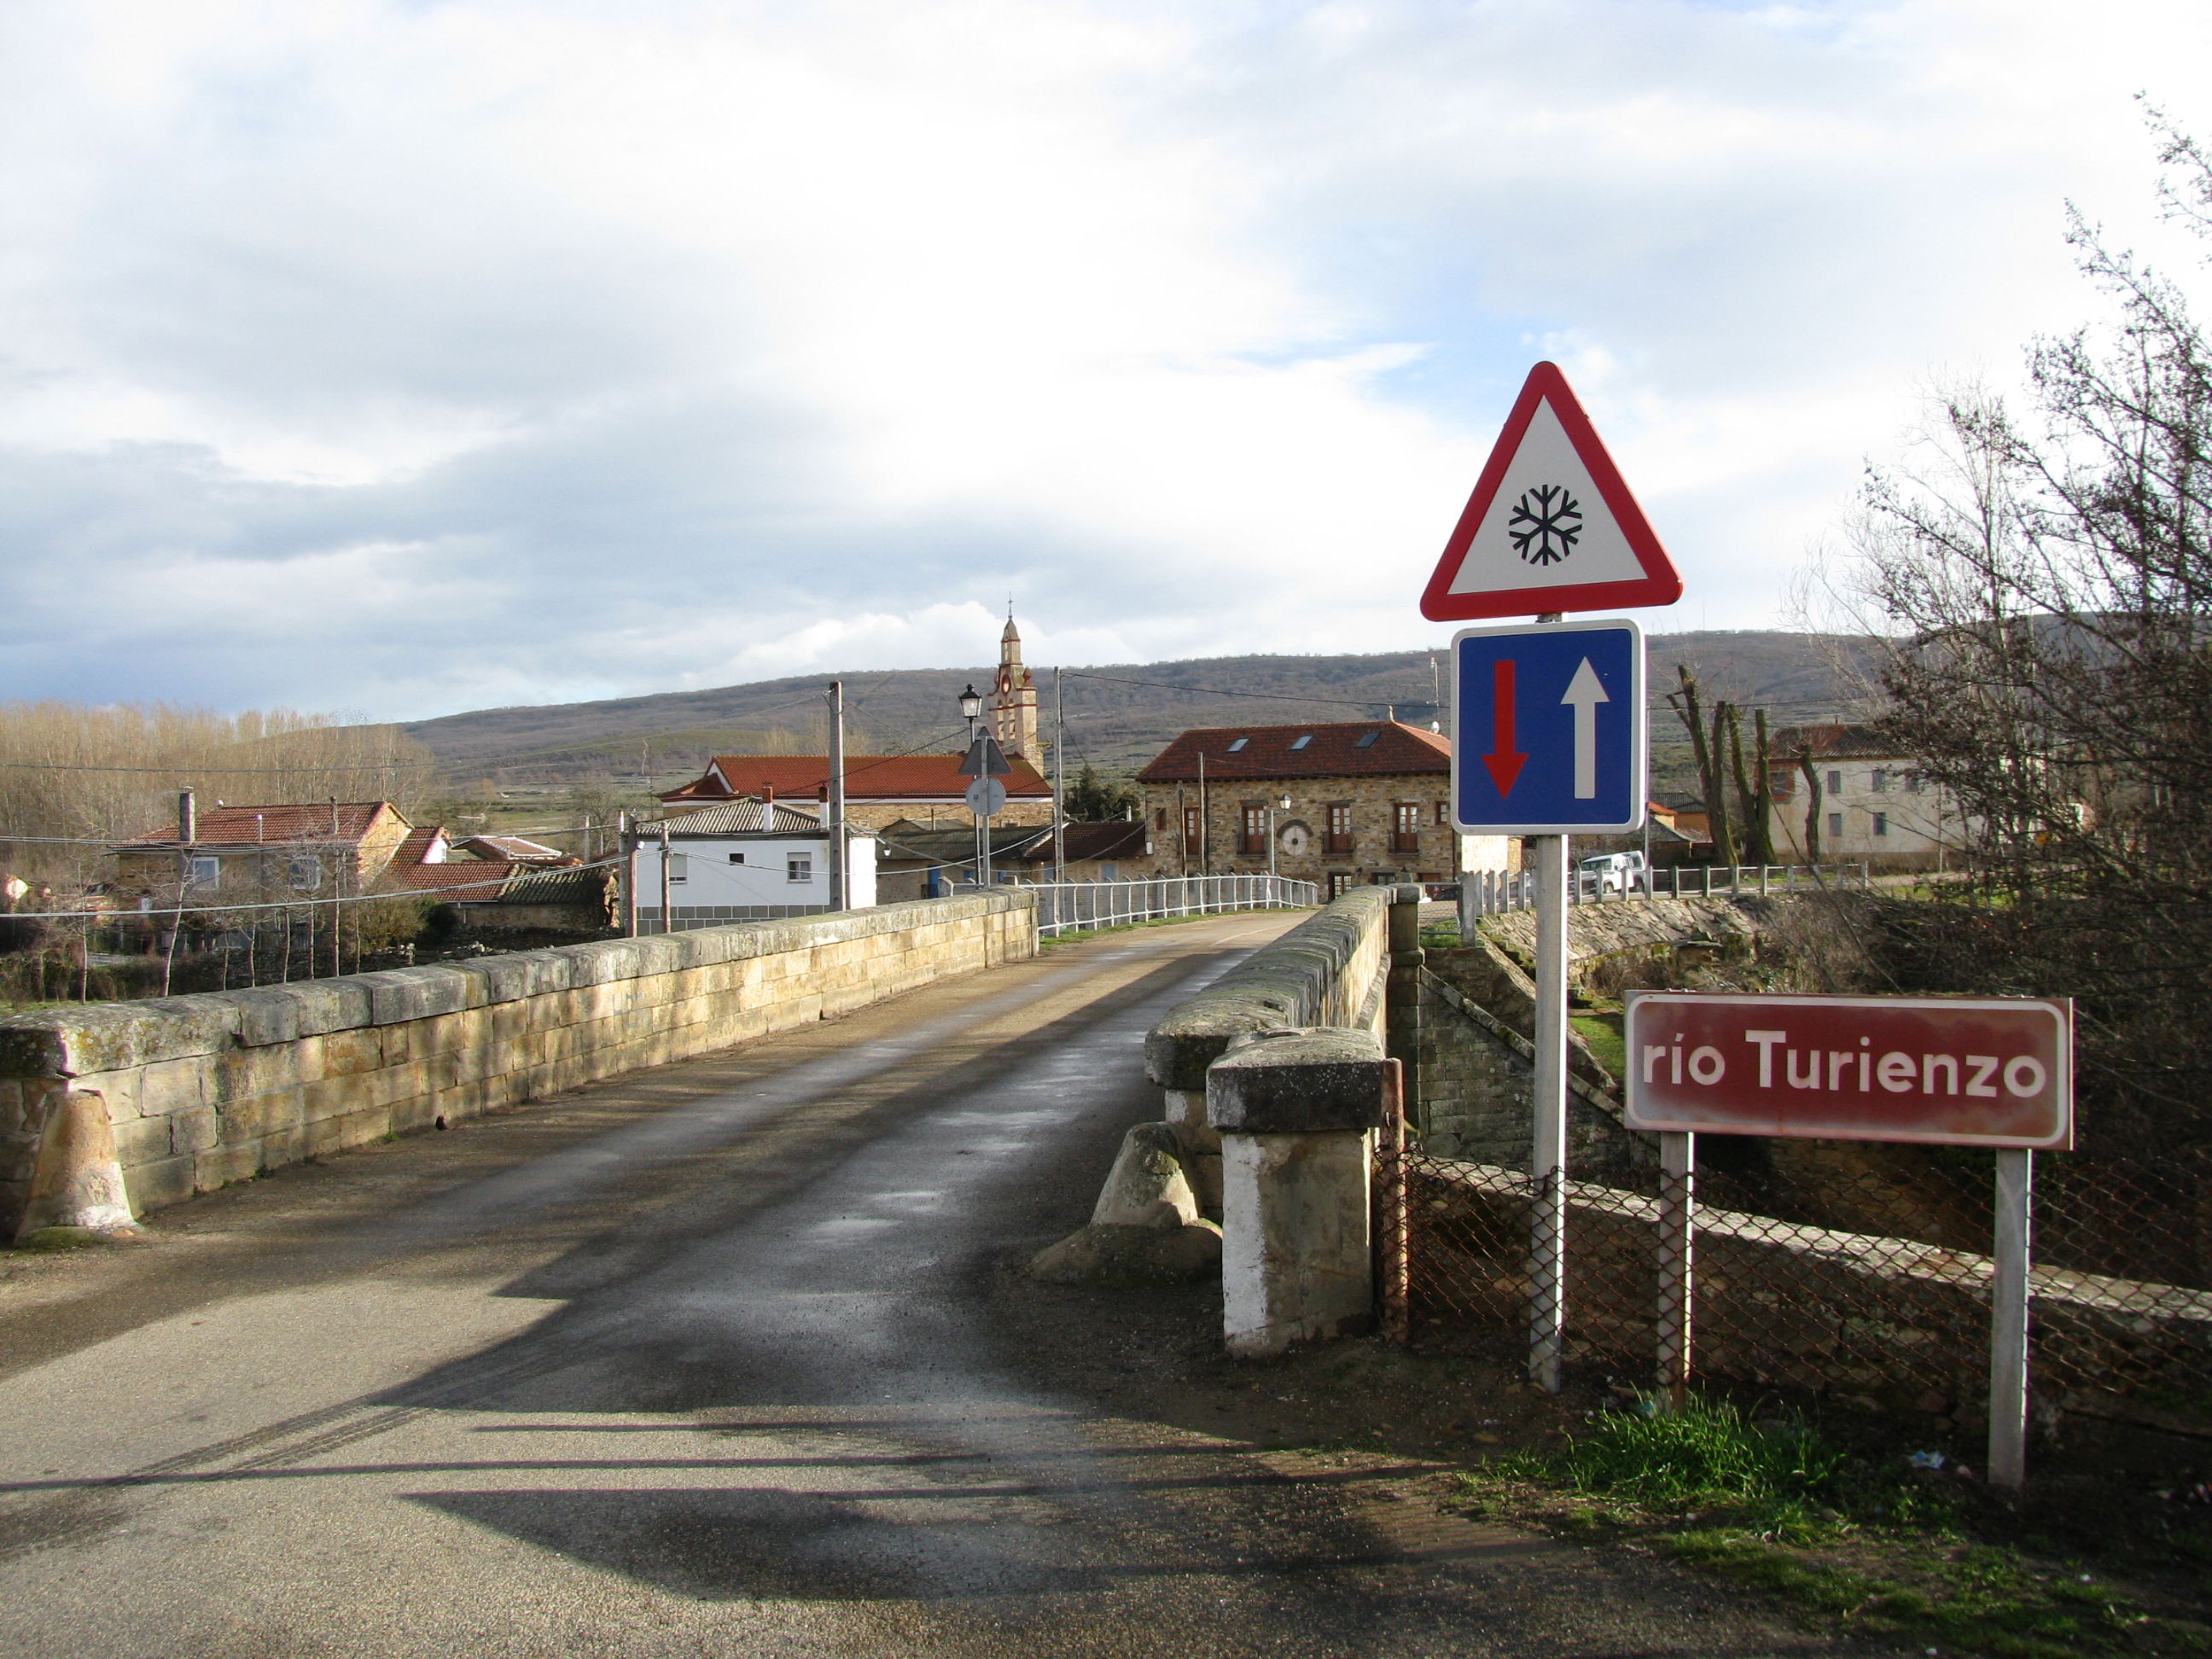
[1767,724,1965,870]
[114,799,416,907]
[1134,721,1514,897]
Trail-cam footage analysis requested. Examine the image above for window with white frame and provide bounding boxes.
[187,856,220,887]
[787,853,813,882]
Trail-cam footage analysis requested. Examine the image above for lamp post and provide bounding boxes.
[959,684,984,889]
[1268,794,1291,882]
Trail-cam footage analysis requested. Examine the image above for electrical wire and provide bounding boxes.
[2,854,626,922]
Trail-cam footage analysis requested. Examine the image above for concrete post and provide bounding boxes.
[1208,1027,1388,1358]
[1385,883,1423,1131]
[14,1088,134,1240]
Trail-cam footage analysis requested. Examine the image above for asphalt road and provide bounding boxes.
[0,914,1885,1658]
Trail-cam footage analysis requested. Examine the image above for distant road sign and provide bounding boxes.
[964,777,1007,819]
[1421,362,1683,621]
[959,735,1013,778]
[1624,992,2075,1150]
[1451,619,1645,834]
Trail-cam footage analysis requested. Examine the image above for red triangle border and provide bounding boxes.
[1419,361,1683,621]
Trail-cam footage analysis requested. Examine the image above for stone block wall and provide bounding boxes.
[1140,772,1458,888]
[0,893,1033,1233]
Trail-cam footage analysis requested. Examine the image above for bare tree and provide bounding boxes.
[1836,111,2212,1141]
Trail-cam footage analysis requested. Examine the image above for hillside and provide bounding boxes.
[404,631,1887,798]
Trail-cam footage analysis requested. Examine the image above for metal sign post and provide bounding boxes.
[1530,827,1569,1390]
[959,734,1012,892]
[1422,358,1680,1397]
[1448,616,1647,1394]
[1625,990,2074,1489]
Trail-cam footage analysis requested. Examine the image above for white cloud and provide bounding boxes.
[2,0,2210,719]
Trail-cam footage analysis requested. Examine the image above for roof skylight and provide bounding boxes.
[1289,735,1313,750]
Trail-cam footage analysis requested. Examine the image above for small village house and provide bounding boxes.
[1134,721,1514,898]
[1766,724,1965,870]
[630,798,876,929]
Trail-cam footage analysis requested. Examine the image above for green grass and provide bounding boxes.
[1569,1012,1627,1080]
[1464,1398,2208,1656]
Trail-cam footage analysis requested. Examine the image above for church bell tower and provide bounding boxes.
[991,613,1039,762]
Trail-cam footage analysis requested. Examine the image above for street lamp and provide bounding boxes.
[958,684,985,890]
[1268,794,1292,881]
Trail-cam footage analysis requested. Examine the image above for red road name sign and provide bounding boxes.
[1624,992,2073,1150]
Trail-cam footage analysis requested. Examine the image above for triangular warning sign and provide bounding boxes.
[1420,362,1682,621]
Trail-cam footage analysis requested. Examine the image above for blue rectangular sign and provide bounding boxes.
[1452,619,1646,835]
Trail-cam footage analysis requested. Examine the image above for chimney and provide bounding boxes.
[178,789,196,845]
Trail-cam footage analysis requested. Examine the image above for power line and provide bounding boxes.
[3,854,625,921]
[1062,672,1429,710]
[0,757,429,774]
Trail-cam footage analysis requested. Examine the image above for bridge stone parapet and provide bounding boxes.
[0,893,1034,1238]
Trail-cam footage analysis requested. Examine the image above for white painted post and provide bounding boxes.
[1657,1130,1695,1413]
[1531,832,1569,1392]
[1989,1148,2033,1492]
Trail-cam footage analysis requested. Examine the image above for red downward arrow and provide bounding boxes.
[1482,658,1528,794]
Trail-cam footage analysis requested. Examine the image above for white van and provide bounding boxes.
[1576,850,1648,894]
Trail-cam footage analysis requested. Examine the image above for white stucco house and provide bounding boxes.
[1767,724,1965,870]
[631,799,876,928]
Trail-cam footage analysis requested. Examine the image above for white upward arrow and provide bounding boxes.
[1562,658,1610,799]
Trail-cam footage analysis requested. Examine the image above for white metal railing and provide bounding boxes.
[1010,875,1324,938]
[1459,862,1877,918]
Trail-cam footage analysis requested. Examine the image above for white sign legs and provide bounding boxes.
[1530,832,1570,1393]
[1657,1130,1695,1414]
[1989,1149,2033,1492]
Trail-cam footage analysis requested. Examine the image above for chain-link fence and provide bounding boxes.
[1380,1127,2212,1432]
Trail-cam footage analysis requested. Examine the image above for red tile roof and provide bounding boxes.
[121,801,405,847]
[1138,721,1451,784]
[458,835,569,863]
[378,858,515,899]
[663,754,1051,804]
[1771,723,1906,760]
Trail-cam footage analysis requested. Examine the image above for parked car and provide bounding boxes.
[1576,850,1647,894]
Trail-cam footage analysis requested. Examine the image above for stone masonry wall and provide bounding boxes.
[1141,772,1458,888]
[0,893,1033,1233]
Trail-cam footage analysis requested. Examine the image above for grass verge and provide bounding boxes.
[1458,1397,2212,1657]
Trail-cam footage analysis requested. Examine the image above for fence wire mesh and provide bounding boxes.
[1379,1130,2212,1432]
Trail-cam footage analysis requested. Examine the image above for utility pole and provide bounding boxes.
[1053,665,1067,887]
[617,811,636,936]
[657,822,672,936]
[827,679,847,911]
[1197,752,1208,875]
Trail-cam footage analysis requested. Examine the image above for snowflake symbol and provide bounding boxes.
[1508,484,1583,566]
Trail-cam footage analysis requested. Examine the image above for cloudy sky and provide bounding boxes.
[3,0,2209,720]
